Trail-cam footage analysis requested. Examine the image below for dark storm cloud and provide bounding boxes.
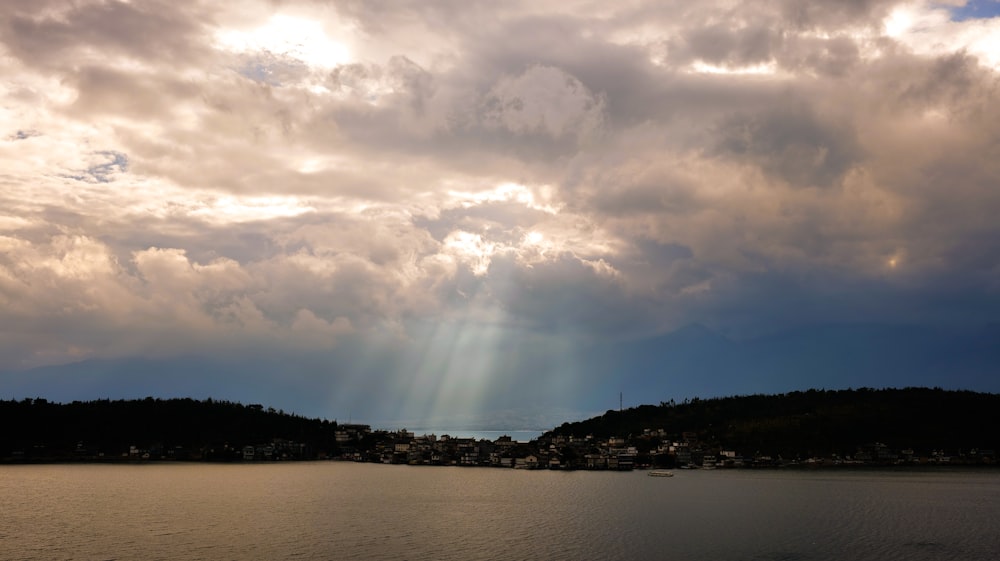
[1,0,211,69]
[669,23,781,67]
[774,35,862,77]
[484,252,645,335]
[777,0,899,29]
[713,105,863,188]
[67,66,203,118]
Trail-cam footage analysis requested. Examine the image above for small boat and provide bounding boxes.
[647,470,674,477]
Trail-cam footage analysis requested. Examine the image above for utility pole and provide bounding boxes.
[620,392,623,413]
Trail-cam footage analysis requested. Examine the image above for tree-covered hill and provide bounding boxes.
[5,388,1000,465]
[0,397,343,461]
[547,388,1000,458]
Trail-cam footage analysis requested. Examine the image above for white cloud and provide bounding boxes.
[884,1,1000,68]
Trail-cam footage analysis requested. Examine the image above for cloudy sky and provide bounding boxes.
[2,0,999,428]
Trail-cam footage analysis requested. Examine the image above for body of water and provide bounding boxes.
[2,463,999,560]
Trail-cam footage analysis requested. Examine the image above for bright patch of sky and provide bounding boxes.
[886,2,1000,68]
[189,195,316,223]
[448,182,561,214]
[216,14,350,71]
[688,61,782,76]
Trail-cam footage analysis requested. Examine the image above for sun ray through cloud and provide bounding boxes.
[1,0,998,426]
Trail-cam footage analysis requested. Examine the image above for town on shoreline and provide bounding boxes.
[5,421,997,470]
[305,425,998,470]
[3,388,998,468]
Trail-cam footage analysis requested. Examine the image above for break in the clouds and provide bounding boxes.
[1,0,999,425]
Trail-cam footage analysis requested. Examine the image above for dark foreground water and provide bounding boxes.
[2,463,998,560]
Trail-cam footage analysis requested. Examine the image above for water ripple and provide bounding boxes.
[1,465,999,560]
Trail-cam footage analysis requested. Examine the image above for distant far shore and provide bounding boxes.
[4,389,999,470]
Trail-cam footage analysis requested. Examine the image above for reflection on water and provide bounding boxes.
[2,464,999,560]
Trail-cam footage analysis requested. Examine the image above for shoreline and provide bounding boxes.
[3,456,998,472]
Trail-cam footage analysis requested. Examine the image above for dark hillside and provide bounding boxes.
[0,397,340,461]
[547,388,1000,458]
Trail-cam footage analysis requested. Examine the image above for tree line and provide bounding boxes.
[4,387,1000,463]
[0,397,341,461]
[548,387,1000,458]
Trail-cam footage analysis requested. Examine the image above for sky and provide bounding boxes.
[1,0,999,429]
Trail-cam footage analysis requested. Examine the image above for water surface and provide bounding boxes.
[2,464,998,560]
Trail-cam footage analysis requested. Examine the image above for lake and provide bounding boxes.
[2,463,998,560]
